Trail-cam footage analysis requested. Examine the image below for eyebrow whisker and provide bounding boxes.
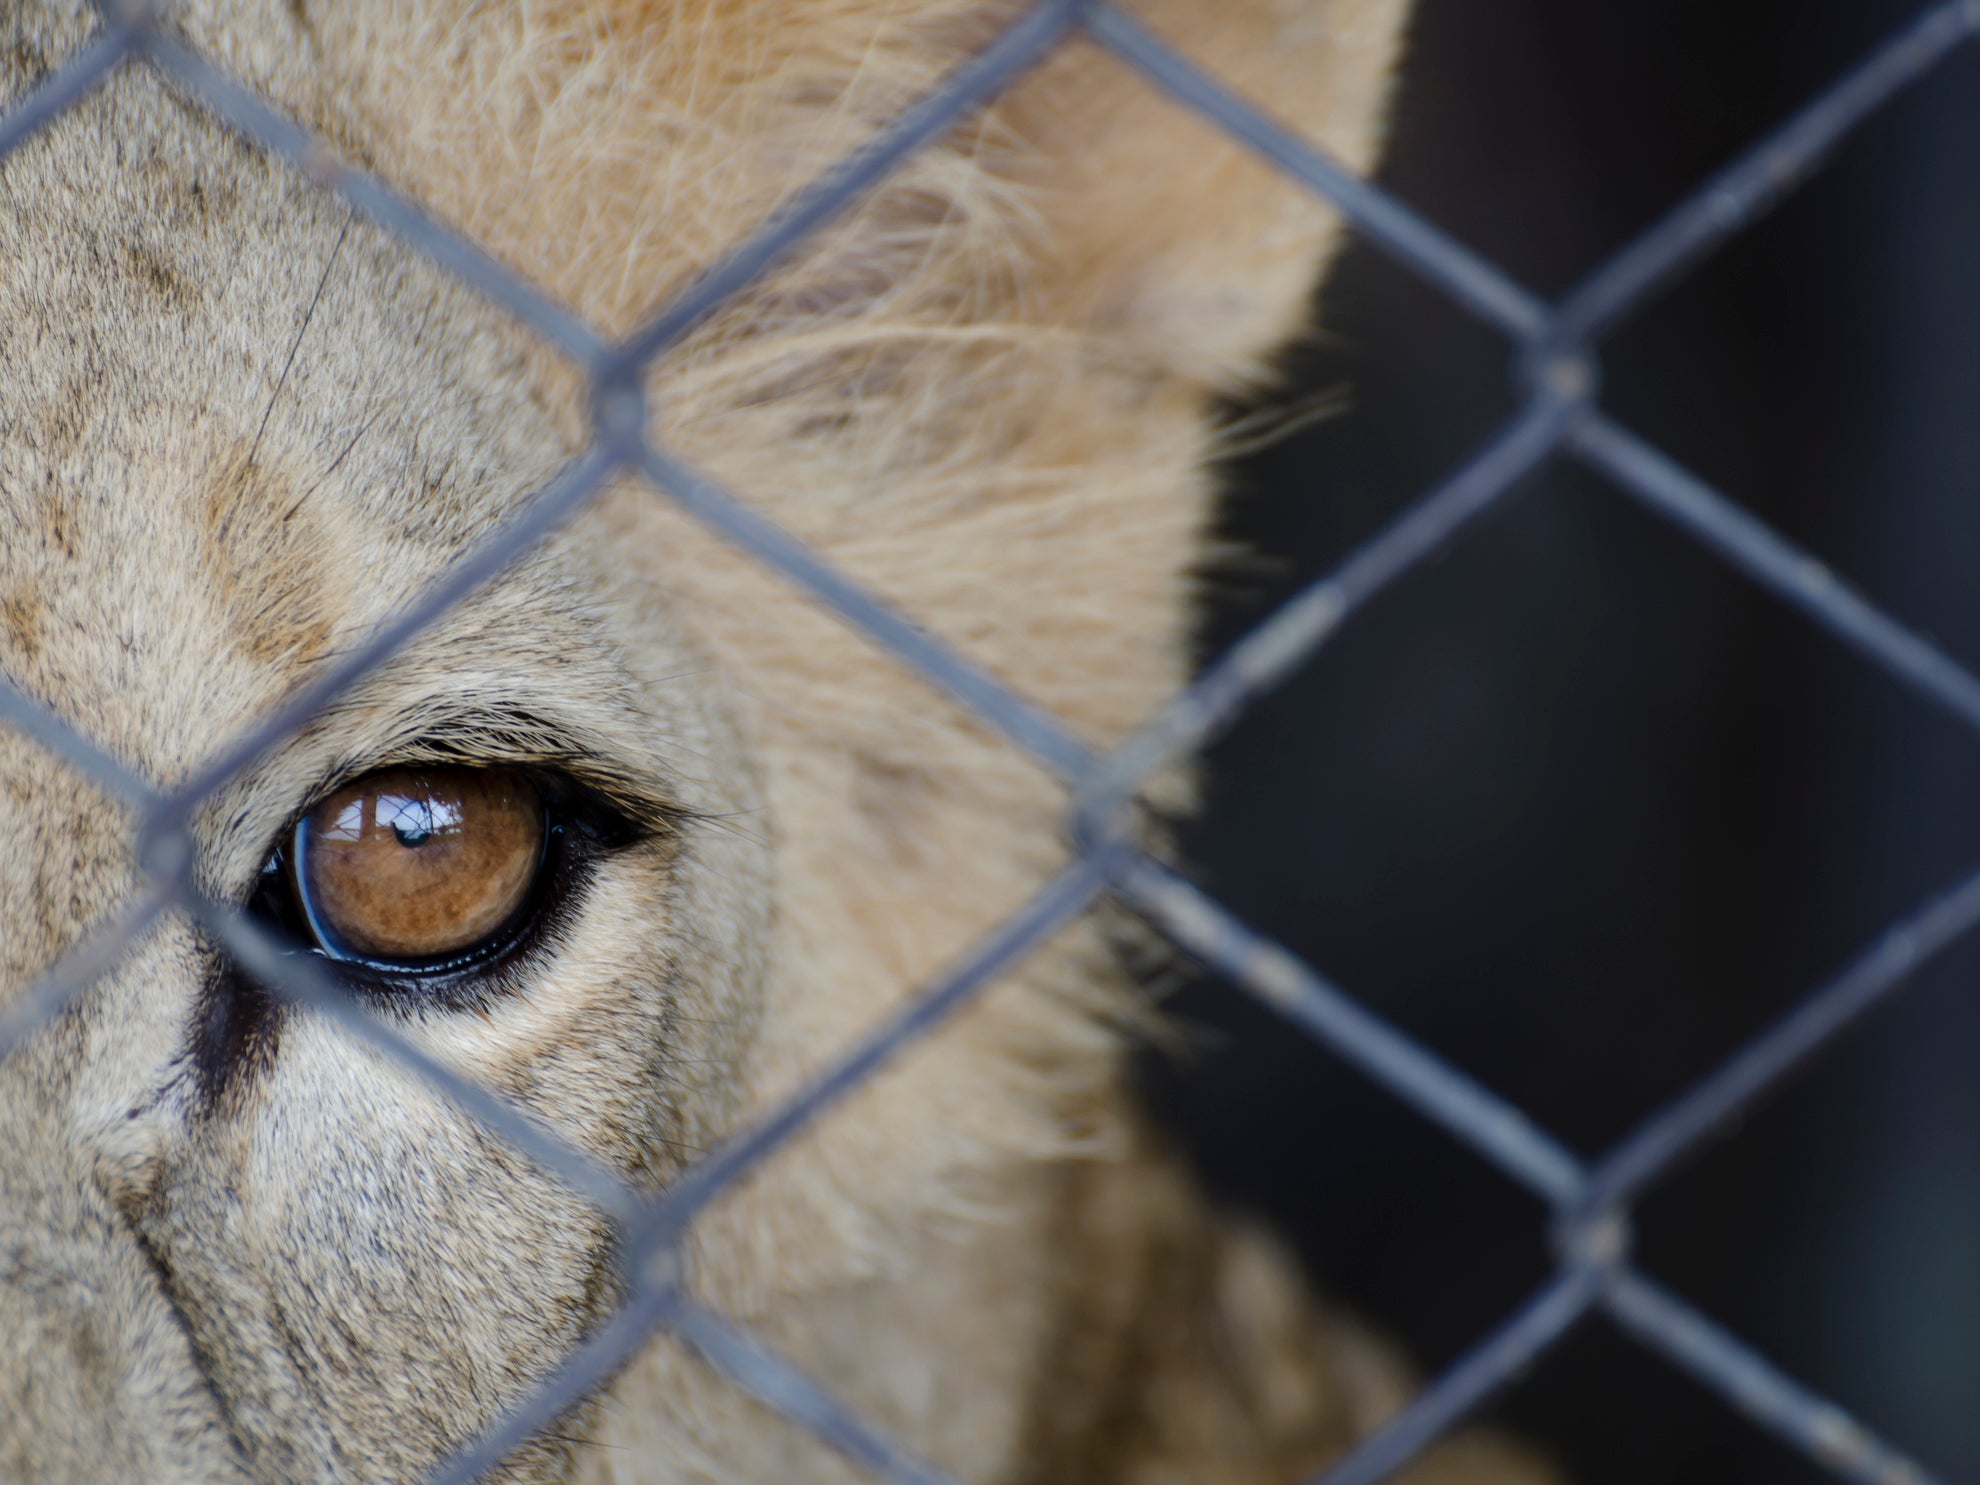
[249,201,357,469]
[285,407,381,522]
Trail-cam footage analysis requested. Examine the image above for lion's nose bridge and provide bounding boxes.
[0,940,252,1484]
[0,1092,253,1484]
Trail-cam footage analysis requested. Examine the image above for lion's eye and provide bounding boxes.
[290,767,547,967]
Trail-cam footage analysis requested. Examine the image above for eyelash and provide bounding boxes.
[246,768,645,1014]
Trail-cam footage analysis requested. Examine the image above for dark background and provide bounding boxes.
[1150,2,1980,1480]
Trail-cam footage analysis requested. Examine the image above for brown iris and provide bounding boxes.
[293,767,547,965]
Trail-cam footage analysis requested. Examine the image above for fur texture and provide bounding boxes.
[0,1,1556,1481]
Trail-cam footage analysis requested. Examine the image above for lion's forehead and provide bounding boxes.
[0,386,580,761]
[0,85,597,792]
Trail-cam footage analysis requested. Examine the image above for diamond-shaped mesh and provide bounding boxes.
[2,2,1976,1482]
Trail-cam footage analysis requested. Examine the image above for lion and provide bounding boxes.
[0,1,1558,1481]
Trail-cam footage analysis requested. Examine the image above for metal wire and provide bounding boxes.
[0,1,1975,1482]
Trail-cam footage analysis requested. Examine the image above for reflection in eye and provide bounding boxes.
[292,767,546,966]
[319,792,465,846]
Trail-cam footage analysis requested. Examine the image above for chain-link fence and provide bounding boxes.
[2,0,1977,1481]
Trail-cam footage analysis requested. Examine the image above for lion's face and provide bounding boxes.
[0,37,774,1480]
[0,1,1407,1480]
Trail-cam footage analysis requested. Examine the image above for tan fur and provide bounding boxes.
[0,2,1556,1481]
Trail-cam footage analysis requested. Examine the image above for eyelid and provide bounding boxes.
[315,746,674,836]
[271,700,670,820]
